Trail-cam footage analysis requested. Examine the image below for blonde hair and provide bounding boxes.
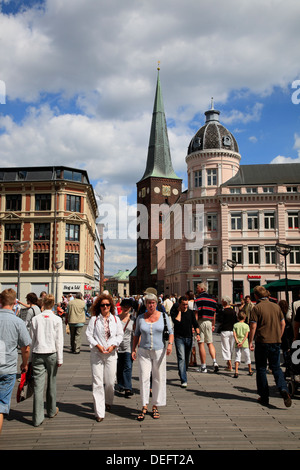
[42,294,55,310]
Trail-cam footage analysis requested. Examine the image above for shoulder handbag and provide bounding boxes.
[162,312,170,344]
[16,363,34,403]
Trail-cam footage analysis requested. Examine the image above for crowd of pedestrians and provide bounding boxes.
[0,283,298,433]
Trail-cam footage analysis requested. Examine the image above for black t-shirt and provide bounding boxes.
[171,307,198,338]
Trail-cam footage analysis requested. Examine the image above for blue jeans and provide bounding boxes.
[254,342,288,402]
[0,374,16,414]
[174,336,193,384]
[117,352,133,391]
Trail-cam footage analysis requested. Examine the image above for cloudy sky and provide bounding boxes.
[1,0,300,275]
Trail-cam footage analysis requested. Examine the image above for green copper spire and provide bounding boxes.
[139,66,180,182]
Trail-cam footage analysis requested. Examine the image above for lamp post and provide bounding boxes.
[227,259,238,304]
[13,240,30,299]
[275,242,291,304]
[53,261,63,309]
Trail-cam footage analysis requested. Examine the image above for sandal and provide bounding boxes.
[152,406,160,419]
[137,406,147,421]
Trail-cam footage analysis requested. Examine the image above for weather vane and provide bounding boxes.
[157,61,160,71]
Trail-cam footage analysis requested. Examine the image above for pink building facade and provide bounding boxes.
[165,106,300,303]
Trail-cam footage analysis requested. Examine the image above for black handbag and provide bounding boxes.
[162,312,169,343]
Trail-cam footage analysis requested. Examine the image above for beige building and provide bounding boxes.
[0,166,100,302]
[165,106,300,303]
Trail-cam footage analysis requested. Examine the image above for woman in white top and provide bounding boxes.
[132,293,173,421]
[86,294,124,422]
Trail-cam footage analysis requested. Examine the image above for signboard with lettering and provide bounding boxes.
[63,284,81,291]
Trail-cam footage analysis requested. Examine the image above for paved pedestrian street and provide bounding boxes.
[1,325,300,453]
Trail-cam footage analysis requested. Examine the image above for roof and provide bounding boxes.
[139,69,180,182]
[109,270,131,281]
[188,105,239,155]
[0,166,90,184]
[222,163,300,186]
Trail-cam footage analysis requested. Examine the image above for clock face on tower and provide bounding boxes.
[162,185,171,196]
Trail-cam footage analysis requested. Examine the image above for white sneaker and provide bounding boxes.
[198,367,207,373]
[181,382,187,388]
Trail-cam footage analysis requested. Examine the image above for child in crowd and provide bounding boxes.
[233,311,253,378]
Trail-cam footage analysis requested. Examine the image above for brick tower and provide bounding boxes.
[136,67,182,294]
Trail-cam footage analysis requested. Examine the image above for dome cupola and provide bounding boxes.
[187,100,239,155]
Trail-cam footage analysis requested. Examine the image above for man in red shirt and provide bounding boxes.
[195,282,219,373]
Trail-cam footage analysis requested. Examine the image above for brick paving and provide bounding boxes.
[1,324,300,451]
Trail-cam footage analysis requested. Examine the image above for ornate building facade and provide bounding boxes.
[165,105,300,302]
[0,166,102,301]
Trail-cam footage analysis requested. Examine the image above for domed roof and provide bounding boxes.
[187,105,239,155]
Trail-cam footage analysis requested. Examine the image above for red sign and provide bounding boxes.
[248,275,261,279]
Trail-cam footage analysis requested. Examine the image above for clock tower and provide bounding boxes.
[136,67,182,293]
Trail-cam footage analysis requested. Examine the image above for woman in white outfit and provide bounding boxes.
[86,294,124,422]
[132,293,174,421]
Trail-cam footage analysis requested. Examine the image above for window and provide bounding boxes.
[207,169,217,186]
[264,212,275,230]
[263,187,274,193]
[290,246,300,264]
[287,186,297,193]
[5,223,21,240]
[65,253,79,270]
[35,194,51,211]
[230,188,241,194]
[66,223,80,241]
[194,170,202,188]
[288,212,299,229]
[33,252,49,270]
[207,214,217,232]
[265,246,276,264]
[66,195,81,212]
[248,246,259,264]
[246,187,257,193]
[63,170,82,182]
[231,246,243,264]
[6,194,21,211]
[34,223,50,240]
[208,246,218,265]
[194,248,203,266]
[3,253,19,270]
[248,212,259,230]
[231,212,242,230]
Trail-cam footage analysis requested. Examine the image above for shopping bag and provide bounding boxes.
[16,363,34,402]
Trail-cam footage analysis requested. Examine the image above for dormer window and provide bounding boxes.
[223,135,231,147]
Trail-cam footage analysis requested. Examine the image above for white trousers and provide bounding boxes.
[138,347,166,407]
[90,348,117,419]
[220,331,235,361]
[234,347,251,365]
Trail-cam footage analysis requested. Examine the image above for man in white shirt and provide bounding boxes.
[30,294,63,427]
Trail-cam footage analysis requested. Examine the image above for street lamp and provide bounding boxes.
[227,259,238,304]
[275,242,292,304]
[13,240,30,299]
[53,261,63,309]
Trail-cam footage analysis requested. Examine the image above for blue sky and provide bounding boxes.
[1,0,300,274]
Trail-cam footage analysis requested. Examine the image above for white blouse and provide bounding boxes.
[86,314,124,350]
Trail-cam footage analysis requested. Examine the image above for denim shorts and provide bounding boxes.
[0,374,16,414]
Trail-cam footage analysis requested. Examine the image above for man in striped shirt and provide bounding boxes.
[195,282,219,373]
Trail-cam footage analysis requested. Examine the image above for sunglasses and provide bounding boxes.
[100,303,110,308]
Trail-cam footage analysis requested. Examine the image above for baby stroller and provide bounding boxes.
[284,341,300,397]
